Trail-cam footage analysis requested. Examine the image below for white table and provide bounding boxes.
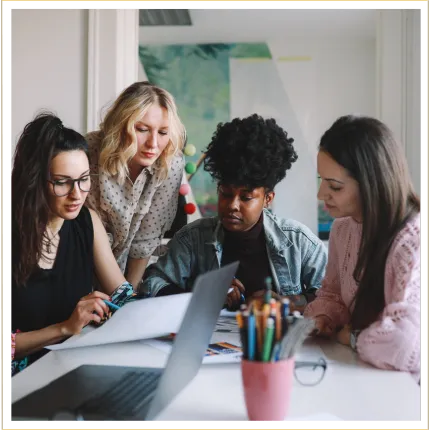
[12,336,420,421]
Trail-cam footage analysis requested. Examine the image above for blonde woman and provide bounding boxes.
[86,82,186,289]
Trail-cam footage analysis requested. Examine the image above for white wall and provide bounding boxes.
[12,9,88,148]
[270,39,376,150]
[376,10,421,195]
[268,39,375,231]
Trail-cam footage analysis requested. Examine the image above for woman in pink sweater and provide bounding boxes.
[304,115,420,378]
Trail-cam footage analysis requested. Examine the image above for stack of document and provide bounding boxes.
[45,294,326,365]
[46,294,192,351]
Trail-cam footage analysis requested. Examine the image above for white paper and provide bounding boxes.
[46,293,192,350]
[219,309,237,318]
[210,331,240,345]
[144,338,242,364]
[214,316,239,333]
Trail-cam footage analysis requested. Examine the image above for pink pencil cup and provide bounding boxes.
[241,358,295,421]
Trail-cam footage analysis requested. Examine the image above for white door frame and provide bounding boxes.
[375,9,421,193]
[86,9,139,133]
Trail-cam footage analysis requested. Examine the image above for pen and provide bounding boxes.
[275,301,282,341]
[248,314,256,361]
[281,298,290,335]
[238,310,248,360]
[254,310,264,360]
[262,297,271,325]
[103,299,120,311]
[262,319,275,362]
[282,298,290,318]
[271,341,282,362]
[264,277,272,304]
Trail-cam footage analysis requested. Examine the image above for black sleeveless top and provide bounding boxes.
[12,207,94,361]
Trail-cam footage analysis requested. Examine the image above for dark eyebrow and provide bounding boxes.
[51,170,90,179]
[325,178,344,185]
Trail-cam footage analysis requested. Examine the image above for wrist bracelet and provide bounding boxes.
[110,281,136,307]
[350,329,361,351]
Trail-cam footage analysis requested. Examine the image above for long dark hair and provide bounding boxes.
[320,115,420,330]
[12,113,89,286]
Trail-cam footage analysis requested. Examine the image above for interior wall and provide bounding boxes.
[12,9,88,149]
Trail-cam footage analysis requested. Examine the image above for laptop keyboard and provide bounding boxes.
[78,371,161,418]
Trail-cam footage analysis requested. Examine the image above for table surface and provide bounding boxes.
[12,332,420,421]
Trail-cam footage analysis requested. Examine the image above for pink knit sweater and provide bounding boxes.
[304,215,420,377]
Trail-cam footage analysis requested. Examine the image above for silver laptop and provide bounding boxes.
[12,262,239,421]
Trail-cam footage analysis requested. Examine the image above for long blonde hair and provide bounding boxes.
[99,81,186,184]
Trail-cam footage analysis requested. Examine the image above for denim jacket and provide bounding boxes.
[141,209,327,297]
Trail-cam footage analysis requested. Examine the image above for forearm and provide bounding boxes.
[14,324,68,360]
[126,257,150,290]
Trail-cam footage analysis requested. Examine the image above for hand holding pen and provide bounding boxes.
[225,277,246,311]
[61,291,111,335]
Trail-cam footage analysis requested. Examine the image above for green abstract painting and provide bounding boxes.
[139,42,333,237]
[139,43,271,217]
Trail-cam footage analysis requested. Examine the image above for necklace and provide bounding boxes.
[44,226,60,254]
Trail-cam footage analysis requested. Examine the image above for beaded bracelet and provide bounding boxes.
[93,281,138,326]
[10,330,19,362]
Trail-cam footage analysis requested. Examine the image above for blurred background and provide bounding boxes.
[12,8,421,239]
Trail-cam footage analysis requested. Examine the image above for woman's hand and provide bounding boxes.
[248,289,282,303]
[225,278,245,311]
[311,315,336,338]
[60,291,111,336]
[336,324,351,346]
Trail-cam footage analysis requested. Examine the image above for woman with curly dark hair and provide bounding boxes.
[141,114,327,310]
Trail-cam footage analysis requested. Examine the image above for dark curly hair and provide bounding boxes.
[203,114,298,190]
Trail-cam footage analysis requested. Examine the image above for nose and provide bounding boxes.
[69,181,82,199]
[227,195,240,211]
[146,132,158,149]
[317,181,327,201]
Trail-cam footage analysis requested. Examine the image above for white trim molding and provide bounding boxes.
[87,9,100,133]
[86,9,139,133]
[376,9,421,193]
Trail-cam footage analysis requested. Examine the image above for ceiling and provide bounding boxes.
[139,9,378,45]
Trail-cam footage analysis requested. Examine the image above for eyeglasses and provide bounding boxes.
[294,358,327,386]
[48,175,96,197]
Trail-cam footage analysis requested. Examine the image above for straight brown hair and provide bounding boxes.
[320,115,420,330]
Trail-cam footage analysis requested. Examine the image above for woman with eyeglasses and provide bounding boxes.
[86,82,186,289]
[304,115,420,380]
[12,113,133,375]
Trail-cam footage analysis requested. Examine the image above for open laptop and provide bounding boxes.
[12,261,239,421]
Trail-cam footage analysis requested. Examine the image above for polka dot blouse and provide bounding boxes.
[86,131,184,272]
